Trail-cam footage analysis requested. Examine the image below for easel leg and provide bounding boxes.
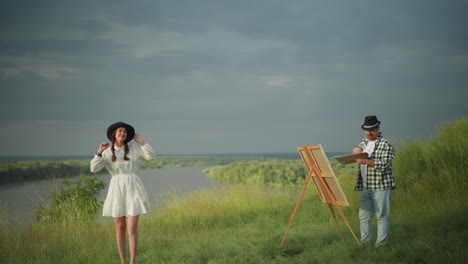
[280,172,312,247]
[335,205,362,247]
[327,203,344,239]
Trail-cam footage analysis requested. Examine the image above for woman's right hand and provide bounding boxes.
[97,142,109,155]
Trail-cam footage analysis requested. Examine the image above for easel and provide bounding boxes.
[280,144,361,247]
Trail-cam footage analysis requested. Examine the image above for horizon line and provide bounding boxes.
[0,151,349,160]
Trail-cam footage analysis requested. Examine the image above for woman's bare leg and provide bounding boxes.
[127,215,139,264]
[114,217,127,264]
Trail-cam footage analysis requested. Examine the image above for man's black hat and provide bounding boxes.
[361,116,381,131]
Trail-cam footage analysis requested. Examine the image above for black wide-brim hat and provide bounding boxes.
[361,116,381,131]
[107,122,135,143]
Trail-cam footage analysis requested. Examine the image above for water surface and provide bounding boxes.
[0,166,217,223]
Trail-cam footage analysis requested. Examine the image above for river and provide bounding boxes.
[0,166,219,224]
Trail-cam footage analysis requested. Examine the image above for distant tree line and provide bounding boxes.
[203,159,309,187]
[203,158,358,187]
[0,153,355,186]
[0,159,97,184]
[0,155,276,185]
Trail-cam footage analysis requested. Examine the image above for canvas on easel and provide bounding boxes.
[280,144,361,247]
[299,145,349,206]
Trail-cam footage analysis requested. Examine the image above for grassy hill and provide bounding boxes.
[0,117,467,263]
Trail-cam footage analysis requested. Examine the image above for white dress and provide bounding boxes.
[90,143,155,217]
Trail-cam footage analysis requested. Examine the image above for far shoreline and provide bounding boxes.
[0,151,348,161]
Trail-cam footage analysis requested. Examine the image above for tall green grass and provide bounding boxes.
[395,117,468,175]
[392,117,468,216]
[0,117,467,263]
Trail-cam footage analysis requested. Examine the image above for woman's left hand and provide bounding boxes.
[133,133,145,146]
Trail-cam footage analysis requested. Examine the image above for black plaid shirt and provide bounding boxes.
[354,132,397,191]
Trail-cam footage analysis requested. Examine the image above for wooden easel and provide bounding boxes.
[280,144,361,247]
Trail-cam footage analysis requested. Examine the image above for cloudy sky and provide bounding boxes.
[1,0,467,157]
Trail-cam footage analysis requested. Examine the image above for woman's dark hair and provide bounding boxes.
[111,130,130,162]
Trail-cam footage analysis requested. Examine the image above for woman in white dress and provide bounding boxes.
[90,122,155,264]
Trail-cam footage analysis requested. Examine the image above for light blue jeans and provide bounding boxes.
[359,188,392,246]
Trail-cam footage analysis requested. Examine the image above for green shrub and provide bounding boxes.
[34,176,105,224]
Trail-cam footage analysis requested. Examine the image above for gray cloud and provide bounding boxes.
[0,0,467,156]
